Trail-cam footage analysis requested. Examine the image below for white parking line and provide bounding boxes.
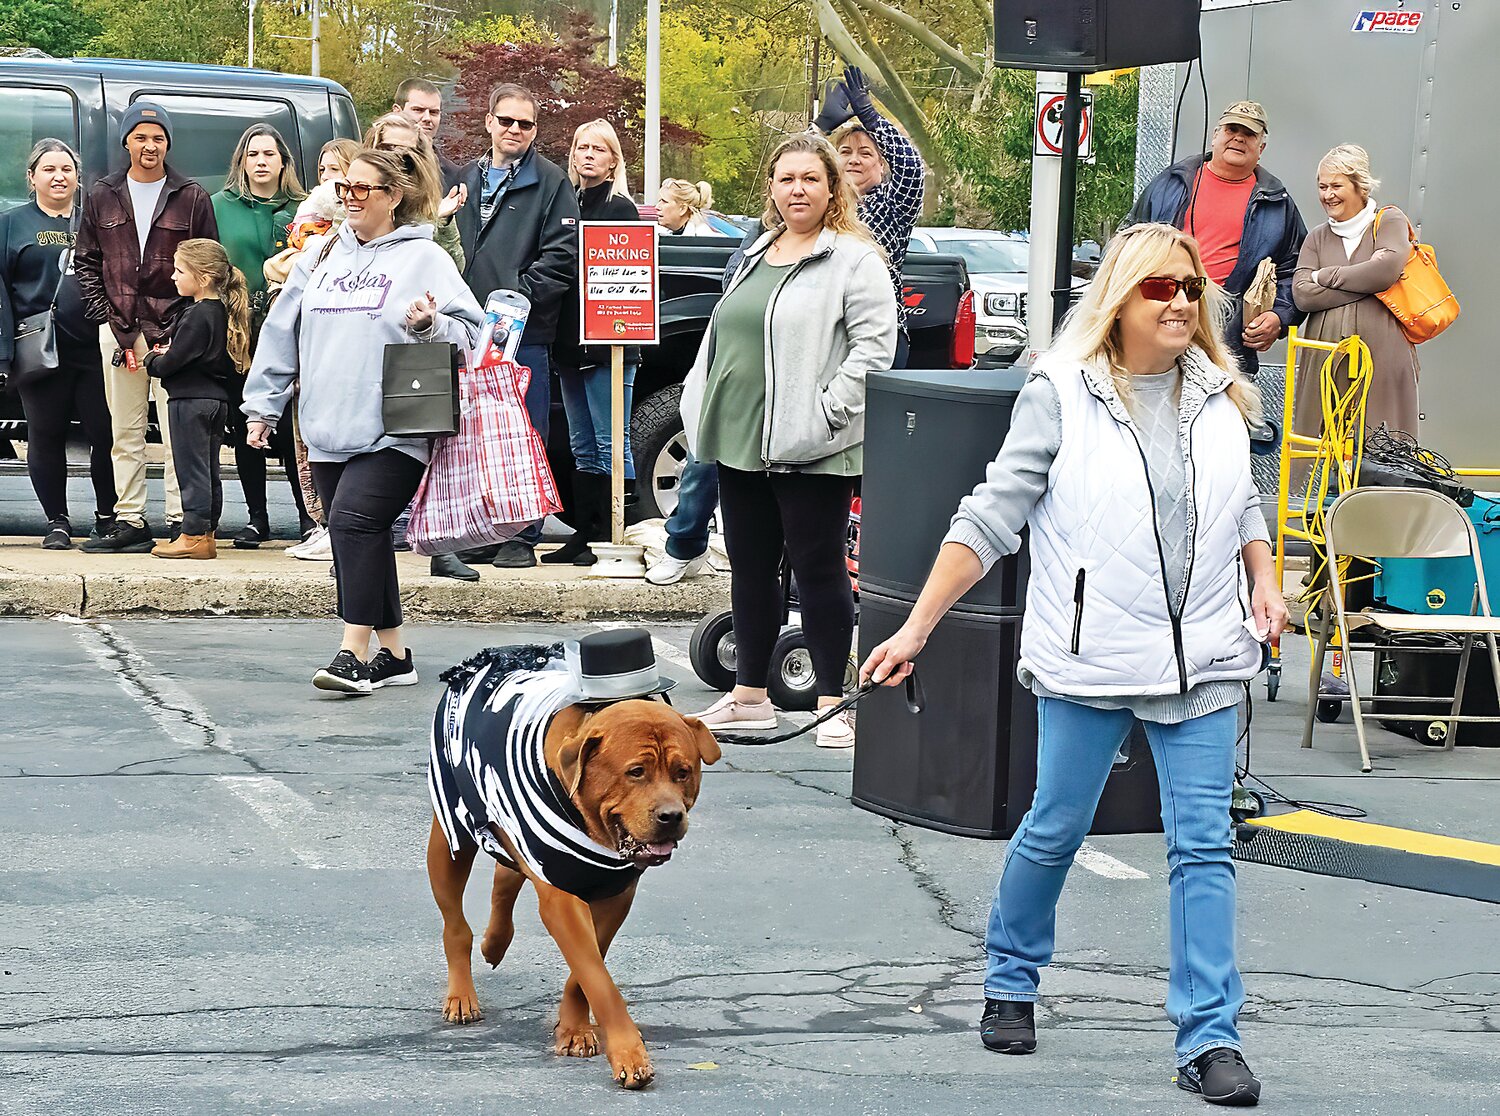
[215,775,335,870]
[1075,842,1149,879]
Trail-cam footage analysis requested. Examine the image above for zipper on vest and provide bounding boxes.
[1124,425,1190,694]
[1071,568,1086,654]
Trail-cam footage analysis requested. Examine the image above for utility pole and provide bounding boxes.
[310,2,321,77]
[247,0,257,68]
[807,30,820,123]
[645,0,660,200]
[608,0,619,67]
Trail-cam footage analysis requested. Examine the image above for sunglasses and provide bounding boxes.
[334,181,391,202]
[492,115,537,133]
[1137,275,1209,303]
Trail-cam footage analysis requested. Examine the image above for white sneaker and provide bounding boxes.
[693,693,778,733]
[646,551,709,586]
[815,710,856,749]
[289,525,333,561]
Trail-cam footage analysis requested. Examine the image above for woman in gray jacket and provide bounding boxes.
[862,224,1287,1106]
[680,132,897,748]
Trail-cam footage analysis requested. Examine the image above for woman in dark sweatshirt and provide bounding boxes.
[144,239,251,560]
[0,139,116,549]
[547,119,644,566]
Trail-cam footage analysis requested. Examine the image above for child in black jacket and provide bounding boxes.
[144,239,250,558]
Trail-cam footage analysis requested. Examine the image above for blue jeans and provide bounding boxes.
[664,453,719,560]
[516,343,551,547]
[558,360,637,477]
[985,698,1244,1066]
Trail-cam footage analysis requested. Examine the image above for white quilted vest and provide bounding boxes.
[1019,350,1264,696]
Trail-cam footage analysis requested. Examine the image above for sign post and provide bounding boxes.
[579,222,660,577]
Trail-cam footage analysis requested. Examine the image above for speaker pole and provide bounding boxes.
[1052,70,1084,333]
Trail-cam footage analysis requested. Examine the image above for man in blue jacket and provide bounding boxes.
[1123,100,1307,375]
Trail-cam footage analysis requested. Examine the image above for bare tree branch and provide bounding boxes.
[812,0,881,76]
[847,0,984,82]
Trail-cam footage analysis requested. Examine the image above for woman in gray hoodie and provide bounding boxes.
[243,147,482,695]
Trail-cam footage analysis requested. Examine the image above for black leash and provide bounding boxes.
[713,670,925,746]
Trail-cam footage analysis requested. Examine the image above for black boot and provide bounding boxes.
[542,470,605,565]
[430,552,480,581]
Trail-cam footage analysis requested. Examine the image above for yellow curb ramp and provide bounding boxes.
[0,539,727,622]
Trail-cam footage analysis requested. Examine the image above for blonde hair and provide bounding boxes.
[224,124,306,203]
[1318,143,1380,202]
[350,143,441,227]
[1055,222,1260,421]
[759,133,877,245]
[661,177,713,216]
[318,138,360,178]
[830,120,888,179]
[173,239,252,372]
[569,119,631,200]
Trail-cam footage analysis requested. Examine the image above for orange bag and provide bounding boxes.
[1373,207,1460,344]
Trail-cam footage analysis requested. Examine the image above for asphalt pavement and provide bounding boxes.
[3,617,1498,1115]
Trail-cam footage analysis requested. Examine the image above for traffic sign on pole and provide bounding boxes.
[1034,89,1094,161]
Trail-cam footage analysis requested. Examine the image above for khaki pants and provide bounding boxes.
[100,325,182,527]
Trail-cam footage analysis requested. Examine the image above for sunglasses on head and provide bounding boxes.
[1137,275,1209,303]
[334,181,391,202]
[492,115,536,133]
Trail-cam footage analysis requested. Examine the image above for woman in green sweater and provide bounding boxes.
[212,124,312,547]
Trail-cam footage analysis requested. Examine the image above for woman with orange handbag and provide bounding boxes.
[1291,144,1420,443]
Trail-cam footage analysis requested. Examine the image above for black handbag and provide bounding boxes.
[382,340,461,438]
[11,240,73,387]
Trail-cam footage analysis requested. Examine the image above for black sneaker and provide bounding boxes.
[1176,1048,1261,1106]
[234,519,269,549]
[491,539,537,568]
[369,648,419,689]
[312,650,373,695]
[81,519,154,553]
[168,520,183,543]
[89,514,117,542]
[979,998,1036,1054]
[43,519,73,550]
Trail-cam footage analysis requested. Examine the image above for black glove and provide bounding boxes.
[813,76,854,133]
[843,66,875,118]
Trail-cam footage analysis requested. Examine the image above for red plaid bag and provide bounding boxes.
[407,356,561,556]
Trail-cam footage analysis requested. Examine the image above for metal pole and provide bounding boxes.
[807,32,820,123]
[611,345,625,543]
[310,2,321,78]
[1026,71,1065,360]
[608,0,619,68]
[247,0,256,68]
[644,0,661,200]
[1051,70,1083,333]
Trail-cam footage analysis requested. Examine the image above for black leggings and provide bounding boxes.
[716,465,856,698]
[16,333,115,524]
[228,373,311,529]
[311,449,426,630]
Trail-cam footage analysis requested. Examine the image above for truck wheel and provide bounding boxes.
[631,384,689,521]
[688,609,737,692]
[767,628,819,712]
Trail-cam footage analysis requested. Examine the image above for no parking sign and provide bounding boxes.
[1034,90,1094,162]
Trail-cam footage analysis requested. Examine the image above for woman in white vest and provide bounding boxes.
[861,222,1287,1107]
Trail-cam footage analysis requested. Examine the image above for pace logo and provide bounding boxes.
[1352,9,1423,33]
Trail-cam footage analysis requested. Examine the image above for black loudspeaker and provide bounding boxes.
[853,591,1165,838]
[859,368,1030,615]
[994,0,1201,72]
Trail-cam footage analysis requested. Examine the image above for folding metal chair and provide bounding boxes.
[1304,487,1500,772]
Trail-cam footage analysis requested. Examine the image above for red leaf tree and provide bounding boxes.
[440,11,702,190]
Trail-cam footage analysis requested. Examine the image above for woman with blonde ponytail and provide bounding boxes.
[142,238,248,560]
[657,178,727,237]
[861,223,1284,1104]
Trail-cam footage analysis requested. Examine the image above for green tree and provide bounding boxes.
[83,0,247,65]
[0,0,103,56]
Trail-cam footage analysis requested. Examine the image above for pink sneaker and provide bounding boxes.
[815,710,856,749]
[694,693,778,733]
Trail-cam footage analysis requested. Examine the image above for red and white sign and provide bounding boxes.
[1351,9,1423,34]
[579,222,659,345]
[1034,90,1094,160]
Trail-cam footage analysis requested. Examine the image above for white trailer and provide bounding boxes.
[1138,0,1494,466]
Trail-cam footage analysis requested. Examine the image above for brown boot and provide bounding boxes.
[152,532,217,560]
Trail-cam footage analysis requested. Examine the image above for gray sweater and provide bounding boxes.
[944,370,1269,723]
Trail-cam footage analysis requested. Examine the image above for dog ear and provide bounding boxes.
[684,716,721,766]
[558,732,603,798]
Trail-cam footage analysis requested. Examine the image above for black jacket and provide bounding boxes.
[144,298,234,401]
[455,148,580,345]
[554,181,642,371]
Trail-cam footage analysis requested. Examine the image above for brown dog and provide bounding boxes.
[427,680,719,1090]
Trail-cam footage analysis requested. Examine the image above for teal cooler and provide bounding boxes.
[1374,495,1500,615]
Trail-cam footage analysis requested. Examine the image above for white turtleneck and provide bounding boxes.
[1311,199,1378,286]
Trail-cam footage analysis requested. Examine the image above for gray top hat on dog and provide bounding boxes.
[565,628,676,700]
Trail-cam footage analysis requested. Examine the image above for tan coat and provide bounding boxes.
[1291,207,1420,443]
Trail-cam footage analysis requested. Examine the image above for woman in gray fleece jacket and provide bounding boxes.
[243,147,482,695]
[862,224,1287,1106]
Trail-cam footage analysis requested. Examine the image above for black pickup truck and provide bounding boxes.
[619,235,975,520]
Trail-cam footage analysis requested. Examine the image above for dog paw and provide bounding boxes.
[480,926,514,969]
[608,1044,654,1090]
[553,1022,600,1058]
[442,985,483,1025]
